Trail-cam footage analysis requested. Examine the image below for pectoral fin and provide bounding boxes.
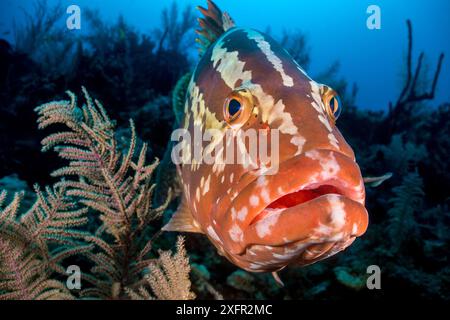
[272,271,284,287]
[172,72,192,125]
[363,172,393,187]
[162,195,204,233]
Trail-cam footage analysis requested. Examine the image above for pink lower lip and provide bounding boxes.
[228,192,368,271]
[244,194,368,247]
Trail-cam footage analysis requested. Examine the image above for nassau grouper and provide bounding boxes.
[163,0,375,278]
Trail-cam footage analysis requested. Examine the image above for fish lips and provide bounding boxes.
[241,194,368,271]
[220,149,368,260]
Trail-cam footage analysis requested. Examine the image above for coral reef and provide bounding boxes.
[0,185,88,300]
[127,237,195,300]
[0,90,194,300]
[0,1,449,300]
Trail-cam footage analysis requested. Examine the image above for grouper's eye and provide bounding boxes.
[320,85,342,124]
[228,99,241,117]
[223,88,254,129]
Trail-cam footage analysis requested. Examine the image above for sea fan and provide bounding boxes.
[387,171,424,253]
[376,134,427,176]
[35,88,179,299]
[0,88,194,300]
[0,185,89,300]
[126,236,195,300]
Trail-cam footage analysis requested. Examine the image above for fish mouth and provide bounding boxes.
[226,149,368,261]
[250,181,359,225]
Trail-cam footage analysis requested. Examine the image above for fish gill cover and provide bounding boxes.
[0,0,448,302]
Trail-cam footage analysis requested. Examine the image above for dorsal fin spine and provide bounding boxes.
[196,0,235,56]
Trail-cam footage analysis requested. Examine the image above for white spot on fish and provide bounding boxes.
[352,223,358,235]
[255,210,281,238]
[328,195,346,229]
[229,224,243,242]
[250,195,260,207]
[309,81,326,115]
[273,251,298,261]
[249,263,262,270]
[202,174,211,195]
[195,187,200,202]
[314,223,334,236]
[318,114,333,132]
[237,207,248,221]
[305,150,320,159]
[328,133,339,149]
[257,175,268,187]
[305,150,341,181]
[231,207,237,220]
[261,188,270,203]
[200,176,205,188]
[291,135,306,156]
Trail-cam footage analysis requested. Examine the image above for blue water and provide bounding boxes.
[1,0,449,110]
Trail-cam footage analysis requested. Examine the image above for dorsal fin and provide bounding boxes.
[195,0,235,56]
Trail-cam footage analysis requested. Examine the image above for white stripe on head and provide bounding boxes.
[245,29,294,87]
[211,29,252,89]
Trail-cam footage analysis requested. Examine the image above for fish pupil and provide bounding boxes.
[330,97,337,111]
[328,96,340,119]
[228,99,241,116]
